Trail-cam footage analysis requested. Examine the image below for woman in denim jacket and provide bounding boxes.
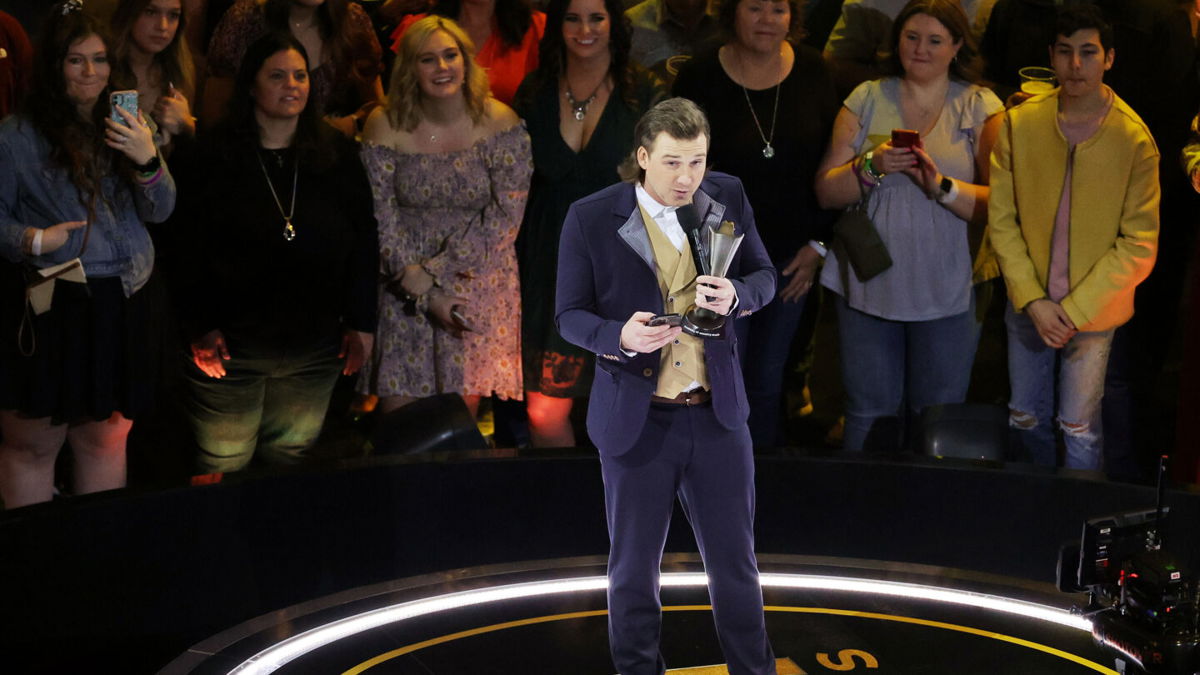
[0,3,176,509]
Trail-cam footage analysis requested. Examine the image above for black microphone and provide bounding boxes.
[676,203,709,277]
[676,203,715,304]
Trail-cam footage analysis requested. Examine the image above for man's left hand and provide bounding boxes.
[694,275,737,315]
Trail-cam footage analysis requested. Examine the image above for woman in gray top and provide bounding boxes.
[814,0,1000,453]
[0,2,176,508]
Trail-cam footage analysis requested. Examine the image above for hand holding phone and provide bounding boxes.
[110,90,139,127]
[450,306,475,333]
[891,128,919,148]
[647,313,682,327]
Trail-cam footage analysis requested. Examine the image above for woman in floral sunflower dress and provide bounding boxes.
[360,15,532,417]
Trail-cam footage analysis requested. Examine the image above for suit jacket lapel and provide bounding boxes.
[615,185,656,273]
[615,183,727,273]
[693,187,726,236]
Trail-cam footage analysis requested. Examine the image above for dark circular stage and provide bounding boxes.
[169,556,1117,674]
[4,451,1197,674]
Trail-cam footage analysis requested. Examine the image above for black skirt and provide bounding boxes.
[0,262,156,424]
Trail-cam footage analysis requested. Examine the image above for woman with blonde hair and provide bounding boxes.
[390,0,546,105]
[110,0,196,147]
[360,16,532,417]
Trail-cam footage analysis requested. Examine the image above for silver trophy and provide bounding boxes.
[682,220,743,339]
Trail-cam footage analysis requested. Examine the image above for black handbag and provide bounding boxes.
[833,181,892,282]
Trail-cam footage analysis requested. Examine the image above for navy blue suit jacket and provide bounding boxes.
[555,172,776,457]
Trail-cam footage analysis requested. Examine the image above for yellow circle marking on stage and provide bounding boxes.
[343,605,1116,674]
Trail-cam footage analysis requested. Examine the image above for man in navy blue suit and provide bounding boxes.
[555,98,777,675]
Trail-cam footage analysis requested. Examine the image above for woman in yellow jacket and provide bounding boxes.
[988,5,1158,470]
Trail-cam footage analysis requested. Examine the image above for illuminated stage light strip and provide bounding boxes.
[228,573,1090,674]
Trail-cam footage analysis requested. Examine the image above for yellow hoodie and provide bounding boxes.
[989,88,1159,332]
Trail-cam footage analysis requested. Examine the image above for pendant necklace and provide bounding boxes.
[256,148,299,242]
[739,51,782,159]
[565,76,606,122]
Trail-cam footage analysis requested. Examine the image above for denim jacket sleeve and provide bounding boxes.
[132,157,177,224]
[0,124,33,263]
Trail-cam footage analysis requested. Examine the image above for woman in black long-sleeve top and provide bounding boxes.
[672,0,839,448]
[173,32,378,473]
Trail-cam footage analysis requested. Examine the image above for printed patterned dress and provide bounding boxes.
[360,124,532,400]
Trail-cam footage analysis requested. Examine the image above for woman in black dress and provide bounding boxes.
[673,0,839,447]
[513,0,663,447]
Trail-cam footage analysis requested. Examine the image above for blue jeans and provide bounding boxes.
[835,294,978,453]
[735,271,809,448]
[1005,302,1113,470]
[185,335,343,473]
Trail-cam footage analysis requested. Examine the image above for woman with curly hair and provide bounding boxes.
[512,0,663,446]
[202,0,383,135]
[391,0,546,104]
[0,3,176,507]
[360,16,532,416]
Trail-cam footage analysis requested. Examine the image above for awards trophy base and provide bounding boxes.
[681,305,724,339]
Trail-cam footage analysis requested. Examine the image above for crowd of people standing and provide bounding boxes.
[1,0,1199,509]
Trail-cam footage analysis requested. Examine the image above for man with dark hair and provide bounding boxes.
[989,5,1159,470]
[556,97,777,674]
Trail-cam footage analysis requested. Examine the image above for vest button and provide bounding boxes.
[642,368,653,377]
[673,339,680,345]
[674,361,681,367]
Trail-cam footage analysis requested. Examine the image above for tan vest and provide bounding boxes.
[638,203,709,398]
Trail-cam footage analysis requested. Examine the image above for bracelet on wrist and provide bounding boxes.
[851,158,877,188]
[31,228,43,256]
[862,151,886,182]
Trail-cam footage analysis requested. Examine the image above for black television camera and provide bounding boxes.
[1057,459,1200,674]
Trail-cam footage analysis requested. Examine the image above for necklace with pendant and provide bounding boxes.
[565,76,606,122]
[742,82,781,159]
[738,50,782,159]
[256,148,298,242]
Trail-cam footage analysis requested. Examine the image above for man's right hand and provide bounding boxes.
[1025,299,1077,348]
[620,311,682,354]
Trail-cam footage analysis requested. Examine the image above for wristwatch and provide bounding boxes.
[135,154,161,175]
[936,175,958,204]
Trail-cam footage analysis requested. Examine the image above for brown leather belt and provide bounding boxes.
[650,388,711,406]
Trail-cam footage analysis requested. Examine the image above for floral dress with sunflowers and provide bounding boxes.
[360,123,532,400]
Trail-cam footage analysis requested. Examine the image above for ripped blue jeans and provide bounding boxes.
[1005,302,1114,469]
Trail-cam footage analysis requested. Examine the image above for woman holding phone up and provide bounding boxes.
[0,3,176,508]
[813,0,1000,453]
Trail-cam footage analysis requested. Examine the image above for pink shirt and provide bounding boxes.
[1049,89,1113,302]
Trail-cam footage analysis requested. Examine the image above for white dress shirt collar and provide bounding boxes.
[635,183,686,253]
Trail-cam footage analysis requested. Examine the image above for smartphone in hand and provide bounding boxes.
[891,128,919,148]
[110,90,139,127]
[647,313,682,327]
[450,306,475,333]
